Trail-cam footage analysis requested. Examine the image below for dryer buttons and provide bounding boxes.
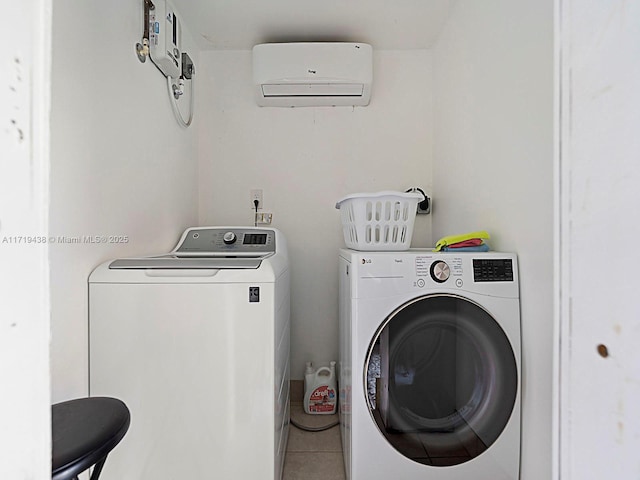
[430,261,450,283]
[416,278,426,288]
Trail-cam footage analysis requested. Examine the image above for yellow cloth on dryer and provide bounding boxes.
[433,230,490,252]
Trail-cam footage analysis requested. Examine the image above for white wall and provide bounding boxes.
[433,1,554,479]
[49,0,199,402]
[0,0,51,477]
[198,49,433,378]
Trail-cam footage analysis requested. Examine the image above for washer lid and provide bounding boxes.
[108,227,276,270]
[108,255,265,270]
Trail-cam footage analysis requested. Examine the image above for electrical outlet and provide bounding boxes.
[255,213,273,225]
[407,187,431,214]
[417,195,431,214]
[250,189,263,209]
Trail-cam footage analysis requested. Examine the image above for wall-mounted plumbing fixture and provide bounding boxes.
[135,0,153,63]
[136,0,196,128]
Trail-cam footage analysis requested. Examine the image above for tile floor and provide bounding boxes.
[283,403,345,480]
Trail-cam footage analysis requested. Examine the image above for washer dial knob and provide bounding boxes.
[430,260,450,283]
[223,231,237,245]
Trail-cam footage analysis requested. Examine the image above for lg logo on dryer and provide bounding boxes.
[361,258,403,264]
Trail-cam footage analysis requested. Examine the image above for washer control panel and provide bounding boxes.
[175,228,276,256]
[473,259,514,282]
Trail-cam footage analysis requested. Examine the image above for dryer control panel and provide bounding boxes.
[341,249,519,300]
[473,258,514,282]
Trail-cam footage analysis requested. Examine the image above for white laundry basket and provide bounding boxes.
[335,191,423,251]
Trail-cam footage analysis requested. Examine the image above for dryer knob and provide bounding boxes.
[430,260,450,283]
[223,231,237,245]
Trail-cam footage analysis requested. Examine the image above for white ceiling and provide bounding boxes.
[174,0,455,50]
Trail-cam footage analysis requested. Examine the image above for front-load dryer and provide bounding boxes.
[89,227,290,480]
[339,249,520,480]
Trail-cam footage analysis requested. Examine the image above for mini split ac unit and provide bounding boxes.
[252,42,373,107]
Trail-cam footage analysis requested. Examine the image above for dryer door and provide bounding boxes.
[365,294,518,467]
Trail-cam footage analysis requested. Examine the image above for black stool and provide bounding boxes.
[52,397,130,480]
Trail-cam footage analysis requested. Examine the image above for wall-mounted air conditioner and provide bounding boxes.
[252,42,373,107]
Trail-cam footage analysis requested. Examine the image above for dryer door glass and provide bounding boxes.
[364,294,518,467]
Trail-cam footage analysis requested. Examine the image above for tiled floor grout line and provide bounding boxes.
[284,404,346,479]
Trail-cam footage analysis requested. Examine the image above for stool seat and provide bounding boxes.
[52,397,130,480]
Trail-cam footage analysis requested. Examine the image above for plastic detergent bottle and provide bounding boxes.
[304,361,337,415]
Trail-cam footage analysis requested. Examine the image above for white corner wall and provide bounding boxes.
[198,49,434,378]
[433,1,554,479]
[50,0,199,402]
[1,0,51,476]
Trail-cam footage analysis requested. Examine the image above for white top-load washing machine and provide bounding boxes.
[339,249,520,480]
[89,227,290,480]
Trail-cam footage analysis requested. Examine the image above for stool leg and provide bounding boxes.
[89,457,107,480]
